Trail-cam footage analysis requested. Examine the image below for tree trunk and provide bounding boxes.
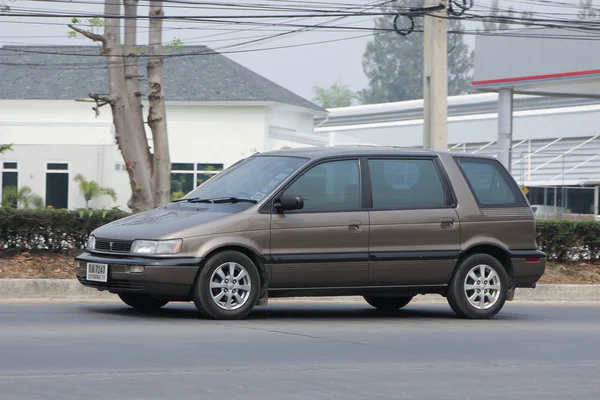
[147,0,171,207]
[103,0,154,211]
[123,0,152,172]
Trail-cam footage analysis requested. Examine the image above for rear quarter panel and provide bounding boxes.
[437,153,538,252]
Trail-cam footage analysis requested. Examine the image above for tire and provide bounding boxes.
[447,253,509,319]
[363,295,413,312]
[117,293,169,310]
[193,250,260,320]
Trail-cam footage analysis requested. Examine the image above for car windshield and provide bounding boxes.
[181,155,309,202]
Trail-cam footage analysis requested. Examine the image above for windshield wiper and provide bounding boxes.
[172,197,211,203]
[173,197,257,204]
[210,197,258,204]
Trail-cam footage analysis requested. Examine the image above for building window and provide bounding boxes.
[1,161,18,208]
[45,162,69,209]
[171,162,224,196]
[196,163,223,186]
[47,163,69,171]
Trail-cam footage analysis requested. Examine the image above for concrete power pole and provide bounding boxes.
[422,0,448,151]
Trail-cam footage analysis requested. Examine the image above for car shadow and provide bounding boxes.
[79,302,533,322]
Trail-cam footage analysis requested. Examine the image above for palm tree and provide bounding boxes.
[1,185,44,209]
[74,174,117,208]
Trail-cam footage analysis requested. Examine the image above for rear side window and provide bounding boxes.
[455,157,527,207]
[368,158,450,210]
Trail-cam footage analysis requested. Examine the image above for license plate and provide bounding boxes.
[87,263,108,282]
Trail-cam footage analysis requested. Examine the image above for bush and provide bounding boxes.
[0,208,130,253]
[536,220,600,262]
[1,208,599,262]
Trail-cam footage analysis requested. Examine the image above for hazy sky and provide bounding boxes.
[0,0,584,101]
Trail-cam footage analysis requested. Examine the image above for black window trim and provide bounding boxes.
[453,155,528,209]
[46,162,69,171]
[2,161,18,171]
[364,155,457,212]
[260,156,366,215]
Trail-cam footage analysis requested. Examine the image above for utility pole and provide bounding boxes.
[422,0,448,151]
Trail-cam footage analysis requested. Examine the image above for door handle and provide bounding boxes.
[348,220,362,232]
[440,217,455,228]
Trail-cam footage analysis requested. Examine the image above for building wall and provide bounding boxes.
[0,144,117,210]
[0,100,320,210]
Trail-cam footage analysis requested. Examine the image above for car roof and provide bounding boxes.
[256,146,495,161]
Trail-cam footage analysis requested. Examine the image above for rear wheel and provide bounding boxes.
[193,250,260,320]
[447,253,508,319]
[363,295,413,312]
[117,293,169,310]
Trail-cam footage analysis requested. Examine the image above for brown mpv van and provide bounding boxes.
[75,147,546,320]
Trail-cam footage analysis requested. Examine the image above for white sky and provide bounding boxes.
[0,0,586,101]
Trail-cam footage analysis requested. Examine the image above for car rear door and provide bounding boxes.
[366,156,461,286]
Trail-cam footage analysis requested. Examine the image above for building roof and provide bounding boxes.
[316,92,600,127]
[0,45,325,112]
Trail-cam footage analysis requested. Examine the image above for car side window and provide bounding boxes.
[282,159,360,212]
[456,157,527,207]
[368,158,449,210]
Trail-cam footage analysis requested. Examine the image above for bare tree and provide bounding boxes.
[148,0,171,206]
[69,0,171,212]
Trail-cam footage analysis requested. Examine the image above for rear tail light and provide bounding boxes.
[525,258,540,263]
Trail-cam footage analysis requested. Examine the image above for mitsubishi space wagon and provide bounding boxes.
[75,147,546,320]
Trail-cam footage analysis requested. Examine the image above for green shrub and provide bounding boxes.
[536,220,600,262]
[0,208,599,262]
[0,208,130,253]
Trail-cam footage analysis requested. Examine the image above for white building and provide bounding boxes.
[0,45,351,210]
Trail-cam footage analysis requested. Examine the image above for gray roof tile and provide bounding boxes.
[0,45,325,112]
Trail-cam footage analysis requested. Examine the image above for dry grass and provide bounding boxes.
[1,252,600,283]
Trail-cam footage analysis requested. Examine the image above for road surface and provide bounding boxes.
[1,301,599,399]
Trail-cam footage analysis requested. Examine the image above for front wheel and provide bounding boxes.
[117,293,169,310]
[447,254,508,319]
[363,295,413,312]
[193,251,260,320]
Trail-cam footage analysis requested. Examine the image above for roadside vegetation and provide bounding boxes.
[0,208,598,282]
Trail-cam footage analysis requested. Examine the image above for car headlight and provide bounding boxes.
[131,239,182,255]
[86,235,96,251]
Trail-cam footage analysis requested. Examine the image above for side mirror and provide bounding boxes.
[274,194,304,213]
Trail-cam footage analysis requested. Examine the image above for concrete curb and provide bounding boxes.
[0,279,599,303]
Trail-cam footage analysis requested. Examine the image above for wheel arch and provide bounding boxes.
[454,244,514,280]
[187,244,269,299]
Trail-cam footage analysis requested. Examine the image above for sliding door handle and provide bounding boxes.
[348,220,362,232]
[440,217,455,228]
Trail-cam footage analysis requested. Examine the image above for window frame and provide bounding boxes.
[364,156,456,211]
[1,160,20,206]
[170,161,225,195]
[453,155,528,209]
[263,156,365,214]
[46,162,70,172]
[44,161,70,209]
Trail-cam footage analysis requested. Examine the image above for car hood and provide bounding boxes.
[91,202,252,240]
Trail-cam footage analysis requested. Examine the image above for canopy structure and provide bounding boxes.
[472,27,600,214]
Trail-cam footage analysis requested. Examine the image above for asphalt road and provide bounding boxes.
[1,301,599,400]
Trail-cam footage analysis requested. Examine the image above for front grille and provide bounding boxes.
[94,239,133,253]
[77,276,144,291]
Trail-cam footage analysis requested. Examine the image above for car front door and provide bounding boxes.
[367,157,461,286]
[268,158,370,289]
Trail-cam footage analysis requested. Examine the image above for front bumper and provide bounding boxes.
[74,252,201,300]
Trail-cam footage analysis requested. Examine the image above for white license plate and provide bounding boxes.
[87,263,108,282]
